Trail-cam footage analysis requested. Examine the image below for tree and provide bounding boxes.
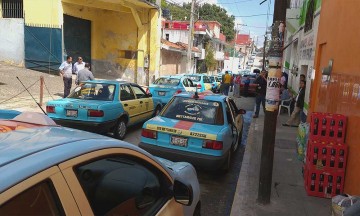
[204,43,217,72]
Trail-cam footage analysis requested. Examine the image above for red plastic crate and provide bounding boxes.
[310,113,347,143]
[304,166,345,198]
[305,140,348,172]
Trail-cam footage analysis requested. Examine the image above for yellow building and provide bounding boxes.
[0,0,161,85]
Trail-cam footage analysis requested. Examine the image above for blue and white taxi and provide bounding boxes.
[139,92,246,171]
[149,76,196,107]
[0,112,201,216]
[46,80,162,139]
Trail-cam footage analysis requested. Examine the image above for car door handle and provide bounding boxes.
[124,104,128,107]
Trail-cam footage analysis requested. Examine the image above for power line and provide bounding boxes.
[217,0,257,4]
[234,13,273,17]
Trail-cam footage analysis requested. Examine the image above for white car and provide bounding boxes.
[0,112,201,216]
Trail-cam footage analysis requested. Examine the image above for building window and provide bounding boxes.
[1,0,23,18]
[165,34,169,41]
[304,0,314,33]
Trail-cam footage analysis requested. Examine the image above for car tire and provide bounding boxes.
[153,105,162,117]
[114,118,127,140]
[221,151,231,173]
[193,202,201,216]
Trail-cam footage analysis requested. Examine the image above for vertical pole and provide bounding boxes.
[40,76,44,106]
[262,36,267,71]
[257,0,287,205]
[232,30,238,72]
[187,0,195,74]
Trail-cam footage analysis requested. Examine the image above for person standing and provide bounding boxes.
[233,74,241,98]
[253,70,267,118]
[244,76,250,97]
[59,56,73,98]
[72,57,85,74]
[283,80,306,127]
[222,71,232,96]
[75,63,94,85]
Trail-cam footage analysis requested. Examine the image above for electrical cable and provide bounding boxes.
[43,79,55,100]
[234,13,273,17]
[0,79,40,105]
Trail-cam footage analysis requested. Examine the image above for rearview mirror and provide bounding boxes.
[238,109,246,115]
[173,180,193,206]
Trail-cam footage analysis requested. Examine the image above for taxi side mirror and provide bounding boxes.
[147,93,152,97]
[173,180,193,206]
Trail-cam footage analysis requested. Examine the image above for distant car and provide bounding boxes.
[0,112,201,216]
[46,80,162,139]
[240,75,257,96]
[209,76,221,93]
[149,76,196,107]
[184,74,212,92]
[139,92,246,171]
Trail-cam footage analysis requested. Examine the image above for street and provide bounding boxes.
[124,95,255,216]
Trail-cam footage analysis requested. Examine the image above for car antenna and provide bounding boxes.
[16,76,47,115]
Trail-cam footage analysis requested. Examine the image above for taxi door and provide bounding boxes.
[183,78,196,92]
[119,84,140,125]
[225,98,240,151]
[130,84,154,120]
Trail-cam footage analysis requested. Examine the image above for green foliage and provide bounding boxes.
[198,4,235,42]
[161,2,235,41]
[204,43,217,71]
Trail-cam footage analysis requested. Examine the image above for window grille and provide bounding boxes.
[1,0,23,18]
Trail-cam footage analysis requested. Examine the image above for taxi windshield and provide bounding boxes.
[68,83,115,101]
[161,97,224,125]
[154,78,180,86]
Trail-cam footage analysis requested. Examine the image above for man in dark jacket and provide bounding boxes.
[253,70,267,118]
[283,80,306,127]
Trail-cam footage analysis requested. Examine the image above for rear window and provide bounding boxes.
[209,77,215,82]
[186,76,201,82]
[68,83,115,101]
[161,97,224,125]
[154,78,180,86]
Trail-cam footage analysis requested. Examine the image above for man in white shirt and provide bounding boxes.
[72,56,85,74]
[59,56,73,98]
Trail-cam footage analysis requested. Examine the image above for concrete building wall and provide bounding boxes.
[310,0,360,194]
[160,49,186,76]
[0,19,24,66]
[24,0,62,26]
[163,29,188,44]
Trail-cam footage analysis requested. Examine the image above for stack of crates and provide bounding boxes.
[304,112,347,198]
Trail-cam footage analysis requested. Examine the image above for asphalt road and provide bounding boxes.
[124,94,256,216]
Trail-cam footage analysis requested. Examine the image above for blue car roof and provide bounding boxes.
[175,92,226,102]
[83,80,129,85]
[158,75,183,79]
[0,125,170,192]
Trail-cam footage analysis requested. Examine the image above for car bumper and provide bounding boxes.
[53,118,117,133]
[139,142,229,170]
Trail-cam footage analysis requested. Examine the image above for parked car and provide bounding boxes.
[240,74,257,96]
[209,76,221,93]
[46,80,162,139]
[0,112,201,216]
[0,109,21,119]
[184,74,212,92]
[149,76,196,107]
[139,92,246,171]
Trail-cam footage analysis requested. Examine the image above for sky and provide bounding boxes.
[170,0,275,47]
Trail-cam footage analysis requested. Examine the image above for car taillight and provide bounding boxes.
[141,129,157,139]
[88,110,104,117]
[197,84,202,89]
[202,140,223,150]
[46,106,55,113]
[174,89,182,95]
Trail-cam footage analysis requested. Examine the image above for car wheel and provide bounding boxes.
[153,105,162,117]
[221,151,231,172]
[193,202,201,216]
[114,118,127,140]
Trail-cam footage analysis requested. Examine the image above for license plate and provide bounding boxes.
[171,136,188,147]
[66,110,78,117]
[158,91,166,96]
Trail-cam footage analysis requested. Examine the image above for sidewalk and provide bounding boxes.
[230,111,331,216]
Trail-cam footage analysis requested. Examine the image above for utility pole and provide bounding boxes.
[257,0,287,205]
[232,28,238,72]
[187,0,196,74]
[262,36,267,71]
